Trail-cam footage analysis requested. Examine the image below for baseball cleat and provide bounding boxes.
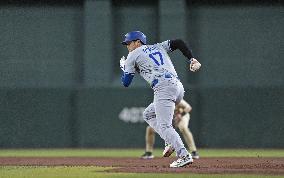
[170,154,193,168]
[191,151,200,159]
[163,144,175,157]
[141,152,154,159]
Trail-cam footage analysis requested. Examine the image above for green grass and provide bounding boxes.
[0,148,283,157]
[0,148,283,178]
[0,166,282,178]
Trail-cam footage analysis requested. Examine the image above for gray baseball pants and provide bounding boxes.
[143,78,189,158]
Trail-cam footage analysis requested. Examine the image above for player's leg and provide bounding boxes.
[154,98,192,167]
[162,83,185,158]
[143,103,164,141]
[141,126,155,159]
[177,114,199,159]
[163,140,175,157]
[166,81,194,167]
[146,126,155,153]
[154,98,188,158]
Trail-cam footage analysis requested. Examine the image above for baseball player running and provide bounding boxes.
[120,31,201,168]
[141,99,200,160]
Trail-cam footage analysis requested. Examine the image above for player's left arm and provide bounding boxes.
[169,39,201,72]
[169,39,194,60]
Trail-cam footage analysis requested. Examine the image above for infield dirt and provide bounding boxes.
[0,157,283,175]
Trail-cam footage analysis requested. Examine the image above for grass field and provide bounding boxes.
[0,148,283,178]
[0,166,281,178]
[1,148,284,157]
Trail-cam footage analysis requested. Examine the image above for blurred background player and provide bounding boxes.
[141,99,199,159]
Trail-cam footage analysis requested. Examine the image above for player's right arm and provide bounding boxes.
[120,53,136,87]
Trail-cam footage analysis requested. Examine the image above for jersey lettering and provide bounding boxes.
[142,46,157,54]
[149,52,164,66]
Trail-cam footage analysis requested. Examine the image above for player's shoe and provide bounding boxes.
[191,151,200,159]
[163,143,175,157]
[169,154,193,168]
[141,152,154,159]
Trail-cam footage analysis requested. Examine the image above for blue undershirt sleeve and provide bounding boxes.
[121,72,134,87]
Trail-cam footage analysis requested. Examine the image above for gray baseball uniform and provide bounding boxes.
[124,40,189,158]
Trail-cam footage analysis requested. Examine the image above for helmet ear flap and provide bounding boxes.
[138,32,146,45]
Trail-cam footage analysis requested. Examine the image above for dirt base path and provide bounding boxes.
[0,157,283,175]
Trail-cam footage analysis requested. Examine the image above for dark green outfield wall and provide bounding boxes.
[1,87,283,148]
[0,0,283,148]
[0,88,73,147]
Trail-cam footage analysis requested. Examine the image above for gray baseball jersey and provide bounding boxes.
[124,40,178,86]
[124,40,189,158]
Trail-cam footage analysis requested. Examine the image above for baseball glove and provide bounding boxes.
[120,56,126,71]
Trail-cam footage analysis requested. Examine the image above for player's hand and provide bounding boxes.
[190,58,201,72]
[120,56,126,71]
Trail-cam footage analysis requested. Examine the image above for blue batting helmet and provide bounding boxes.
[121,31,146,45]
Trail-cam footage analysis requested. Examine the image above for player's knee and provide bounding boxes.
[143,110,155,122]
[142,110,148,121]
